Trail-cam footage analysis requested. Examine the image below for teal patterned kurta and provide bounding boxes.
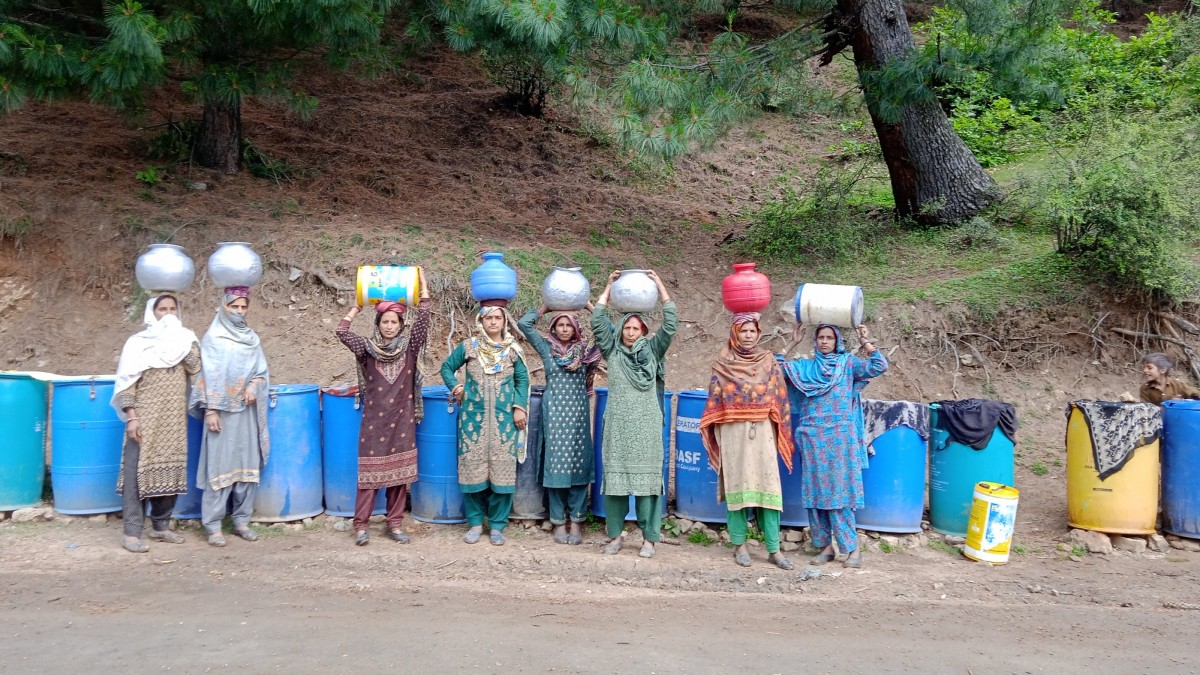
[440,341,530,494]
[591,301,678,496]
[517,310,595,489]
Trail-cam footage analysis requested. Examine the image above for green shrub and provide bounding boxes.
[946,217,1015,252]
[732,166,889,266]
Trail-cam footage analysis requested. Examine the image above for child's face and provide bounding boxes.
[1142,362,1167,383]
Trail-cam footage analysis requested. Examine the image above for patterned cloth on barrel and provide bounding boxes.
[862,399,930,456]
[1066,400,1161,480]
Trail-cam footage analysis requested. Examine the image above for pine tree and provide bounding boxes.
[0,0,396,173]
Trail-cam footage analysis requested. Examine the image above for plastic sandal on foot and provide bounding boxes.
[811,549,835,565]
[552,528,569,545]
[490,530,506,546]
[734,549,752,567]
[601,537,623,555]
[639,543,656,559]
[123,539,149,553]
[234,528,258,542]
[770,554,795,571]
[567,533,583,546]
[389,530,410,544]
[843,550,862,569]
[463,528,482,544]
[355,531,370,546]
[147,529,185,544]
[208,533,227,548]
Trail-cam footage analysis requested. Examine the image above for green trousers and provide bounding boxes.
[548,485,590,525]
[605,494,662,543]
[463,488,513,531]
[727,507,782,553]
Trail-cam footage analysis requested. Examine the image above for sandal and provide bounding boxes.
[463,527,482,544]
[552,526,569,545]
[734,548,752,567]
[389,530,410,544]
[843,549,862,569]
[811,548,835,565]
[769,553,795,571]
[601,536,624,555]
[123,539,149,553]
[567,533,583,546]
[490,529,506,546]
[355,530,370,546]
[234,528,258,542]
[639,542,656,559]
[147,529,185,544]
[208,533,227,548]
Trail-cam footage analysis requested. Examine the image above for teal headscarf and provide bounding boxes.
[783,324,851,398]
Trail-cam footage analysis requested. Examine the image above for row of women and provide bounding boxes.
[112,269,888,569]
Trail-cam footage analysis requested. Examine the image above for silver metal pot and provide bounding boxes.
[609,270,659,314]
[541,267,590,311]
[207,242,263,288]
[135,244,195,292]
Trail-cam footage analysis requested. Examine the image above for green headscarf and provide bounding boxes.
[612,313,659,392]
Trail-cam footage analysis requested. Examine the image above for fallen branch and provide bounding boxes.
[1163,313,1200,336]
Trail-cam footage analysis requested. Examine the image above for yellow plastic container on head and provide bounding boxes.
[355,266,420,307]
[1066,406,1159,534]
[963,482,1019,564]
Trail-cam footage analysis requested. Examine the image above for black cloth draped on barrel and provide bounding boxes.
[934,399,1018,450]
[1066,400,1161,480]
[862,399,930,455]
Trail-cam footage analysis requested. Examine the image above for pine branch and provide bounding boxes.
[27,3,106,28]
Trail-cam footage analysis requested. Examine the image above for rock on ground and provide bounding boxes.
[1070,529,1113,555]
[1147,534,1170,553]
[1167,535,1200,552]
[12,507,46,523]
[1109,535,1147,555]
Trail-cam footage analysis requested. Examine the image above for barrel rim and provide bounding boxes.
[268,383,321,395]
[675,388,708,400]
[50,376,117,386]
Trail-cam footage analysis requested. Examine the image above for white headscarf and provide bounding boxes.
[111,295,199,420]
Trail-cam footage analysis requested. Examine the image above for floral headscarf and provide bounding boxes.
[473,306,525,374]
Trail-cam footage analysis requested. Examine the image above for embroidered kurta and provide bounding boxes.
[441,341,530,494]
[784,350,888,510]
[517,310,595,489]
[116,345,202,499]
[336,300,430,489]
[715,421,784,511]
[591,301,677,496]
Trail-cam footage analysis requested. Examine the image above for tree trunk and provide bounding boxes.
[195,98,242,174]
[836,0,997,225]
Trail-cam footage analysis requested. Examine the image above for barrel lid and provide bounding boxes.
[1162,399,1200,411]
[974,482,1019,499]
[676,389,708,400]
[50,375,117,385]
[422,384,451,400]
[1,371,89,381]
[269,384,320,396]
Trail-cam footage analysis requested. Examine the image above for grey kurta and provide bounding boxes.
[591,301,677,496]
[197,406,263,491]
[517,310,595,489]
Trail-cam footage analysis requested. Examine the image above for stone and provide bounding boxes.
[540,520,553,532]
[783,529,803,543]
[303,518,313,527]
[943,535,966,546]
[676,518,694,533]
[333,519,351,532]
[88,514,107,524]
[719,529,731,543]
[286,523,305,532]
[780,541,800,552]
[864,530,880,540]
[1167,535,1200,552]
[1070,529,1113,555]
[1057,542,1072,552]
[184,181,208,191]
[880,535,901,549]
[691,521,709,534]
[1147,534,1170,553]
[747,539,762,548]
[11,507,43,522]
[915,533,929,547]
[1110,535,1147,555]
[369,514,386,524]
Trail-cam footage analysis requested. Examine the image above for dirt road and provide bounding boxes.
[3,518,1198,673]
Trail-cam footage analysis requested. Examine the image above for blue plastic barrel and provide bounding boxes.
[928,402,1015,536]
[50,377,123,514]
[1162,399,1200,538]
[674,390,726,523]
[411,385,466,524]
[591,388,671,520]
[172,415,204,519]
[512,386,547,520]
[0,373,48,510]
[856,403,927,533]
[320,389,385,518]
[252,384,323,522]
[779,394,809,527]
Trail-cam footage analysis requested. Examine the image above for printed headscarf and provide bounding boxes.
[547,312,601,373]
[473,306,525,374]
[111,294,199,420]
[356,300,425,421]
[699,314,795,474]
[783,324,852,399]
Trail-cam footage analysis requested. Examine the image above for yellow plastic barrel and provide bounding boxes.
[963,482,1019,564]
[356,266,420,307]
[1066,406,1159,534]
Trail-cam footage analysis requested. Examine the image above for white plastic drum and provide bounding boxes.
[794,283,864,328]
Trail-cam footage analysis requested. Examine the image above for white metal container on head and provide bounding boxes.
[609,270,659,314]
[541,267,590,311]
[135,244,195,293]
[208,242,263,288]
[794,283,864,328]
